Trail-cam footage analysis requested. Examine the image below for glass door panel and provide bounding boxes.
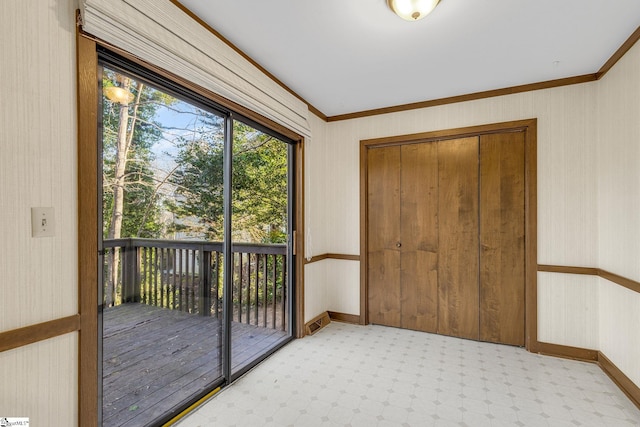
[230,120,293,377]
[98,53,298,426]
[100,65,226,427]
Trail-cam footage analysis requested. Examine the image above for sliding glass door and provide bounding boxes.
[230,120,293,378]
[98,50,295,427]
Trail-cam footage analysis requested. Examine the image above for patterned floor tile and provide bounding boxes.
[176,322,640,427]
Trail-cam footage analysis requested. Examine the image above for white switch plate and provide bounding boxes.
[31,207,55,238]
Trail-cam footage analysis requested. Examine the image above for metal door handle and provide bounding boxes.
[396,242,402,248]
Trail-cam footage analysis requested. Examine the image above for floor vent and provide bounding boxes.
[305,311,331,335]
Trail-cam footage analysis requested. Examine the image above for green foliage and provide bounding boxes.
[102,69,175,239]
[168,119,288,243]
[231,122,288,243]
[102,68,289,244]
[166,112,226,239]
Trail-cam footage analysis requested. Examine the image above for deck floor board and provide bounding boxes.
[102,303,288,427]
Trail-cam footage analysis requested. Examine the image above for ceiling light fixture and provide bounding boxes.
[103,86,135,106]
[387,0,440,21]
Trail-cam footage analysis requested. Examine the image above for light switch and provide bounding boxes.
[31,207,55,238]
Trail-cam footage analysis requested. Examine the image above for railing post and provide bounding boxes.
[134,242,140,302]
[198,246,211,316]
[281,253,287,331]
[213,251,221,318]
[122,239,139,303]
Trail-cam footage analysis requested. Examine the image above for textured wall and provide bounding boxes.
[597,39,640,385]
[325,259,360,316]
[597,40,640,283]
[0,0,78,424]
[599,279,640,386]
[0,334,78,424]
[0,0,79,331]
[537,272,599,349]
[303,113,329,322]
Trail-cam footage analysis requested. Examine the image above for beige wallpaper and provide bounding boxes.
[537,272,599,349]
[0,0,79,331]
[303,262,327,324]
[597,39,640,283]
[0,334,78,425]
[325,259,360,316]
[1,0,79,424]
[303,113,330,322]
[599,279,640,386]
[596,39,640,385]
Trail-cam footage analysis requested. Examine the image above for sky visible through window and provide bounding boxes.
[102,68,288,244]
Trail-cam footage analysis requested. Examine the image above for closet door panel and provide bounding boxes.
[400,142,438,332]
[437,137,479,340]
[479,132,525,346]
[367,146,402,327]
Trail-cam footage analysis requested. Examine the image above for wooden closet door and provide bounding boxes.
[400,142,438,332]
[437,137,479,340]
[479,132,525,346]
[367,146,401,327]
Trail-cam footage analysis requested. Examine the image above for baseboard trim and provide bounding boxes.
[536,341,599,362]
[536,341,640,411]
[599,352,640,411]
[327,311,360,324]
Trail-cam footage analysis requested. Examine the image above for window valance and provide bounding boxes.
[80,0,311,138]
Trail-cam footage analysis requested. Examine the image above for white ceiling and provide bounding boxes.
[178,0,640,118]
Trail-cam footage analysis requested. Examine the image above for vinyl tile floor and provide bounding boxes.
[177,322,640,427]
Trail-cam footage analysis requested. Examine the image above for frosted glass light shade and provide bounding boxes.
[103,86,135,105]
[387,0,440,21]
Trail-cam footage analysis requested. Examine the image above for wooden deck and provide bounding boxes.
[102,303,289,427]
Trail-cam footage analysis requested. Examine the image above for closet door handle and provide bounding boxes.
[396,242,402,248]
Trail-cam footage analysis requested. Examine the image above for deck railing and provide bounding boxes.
[102,238,287,330]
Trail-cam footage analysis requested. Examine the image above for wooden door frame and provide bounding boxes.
[359,119,538,352]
